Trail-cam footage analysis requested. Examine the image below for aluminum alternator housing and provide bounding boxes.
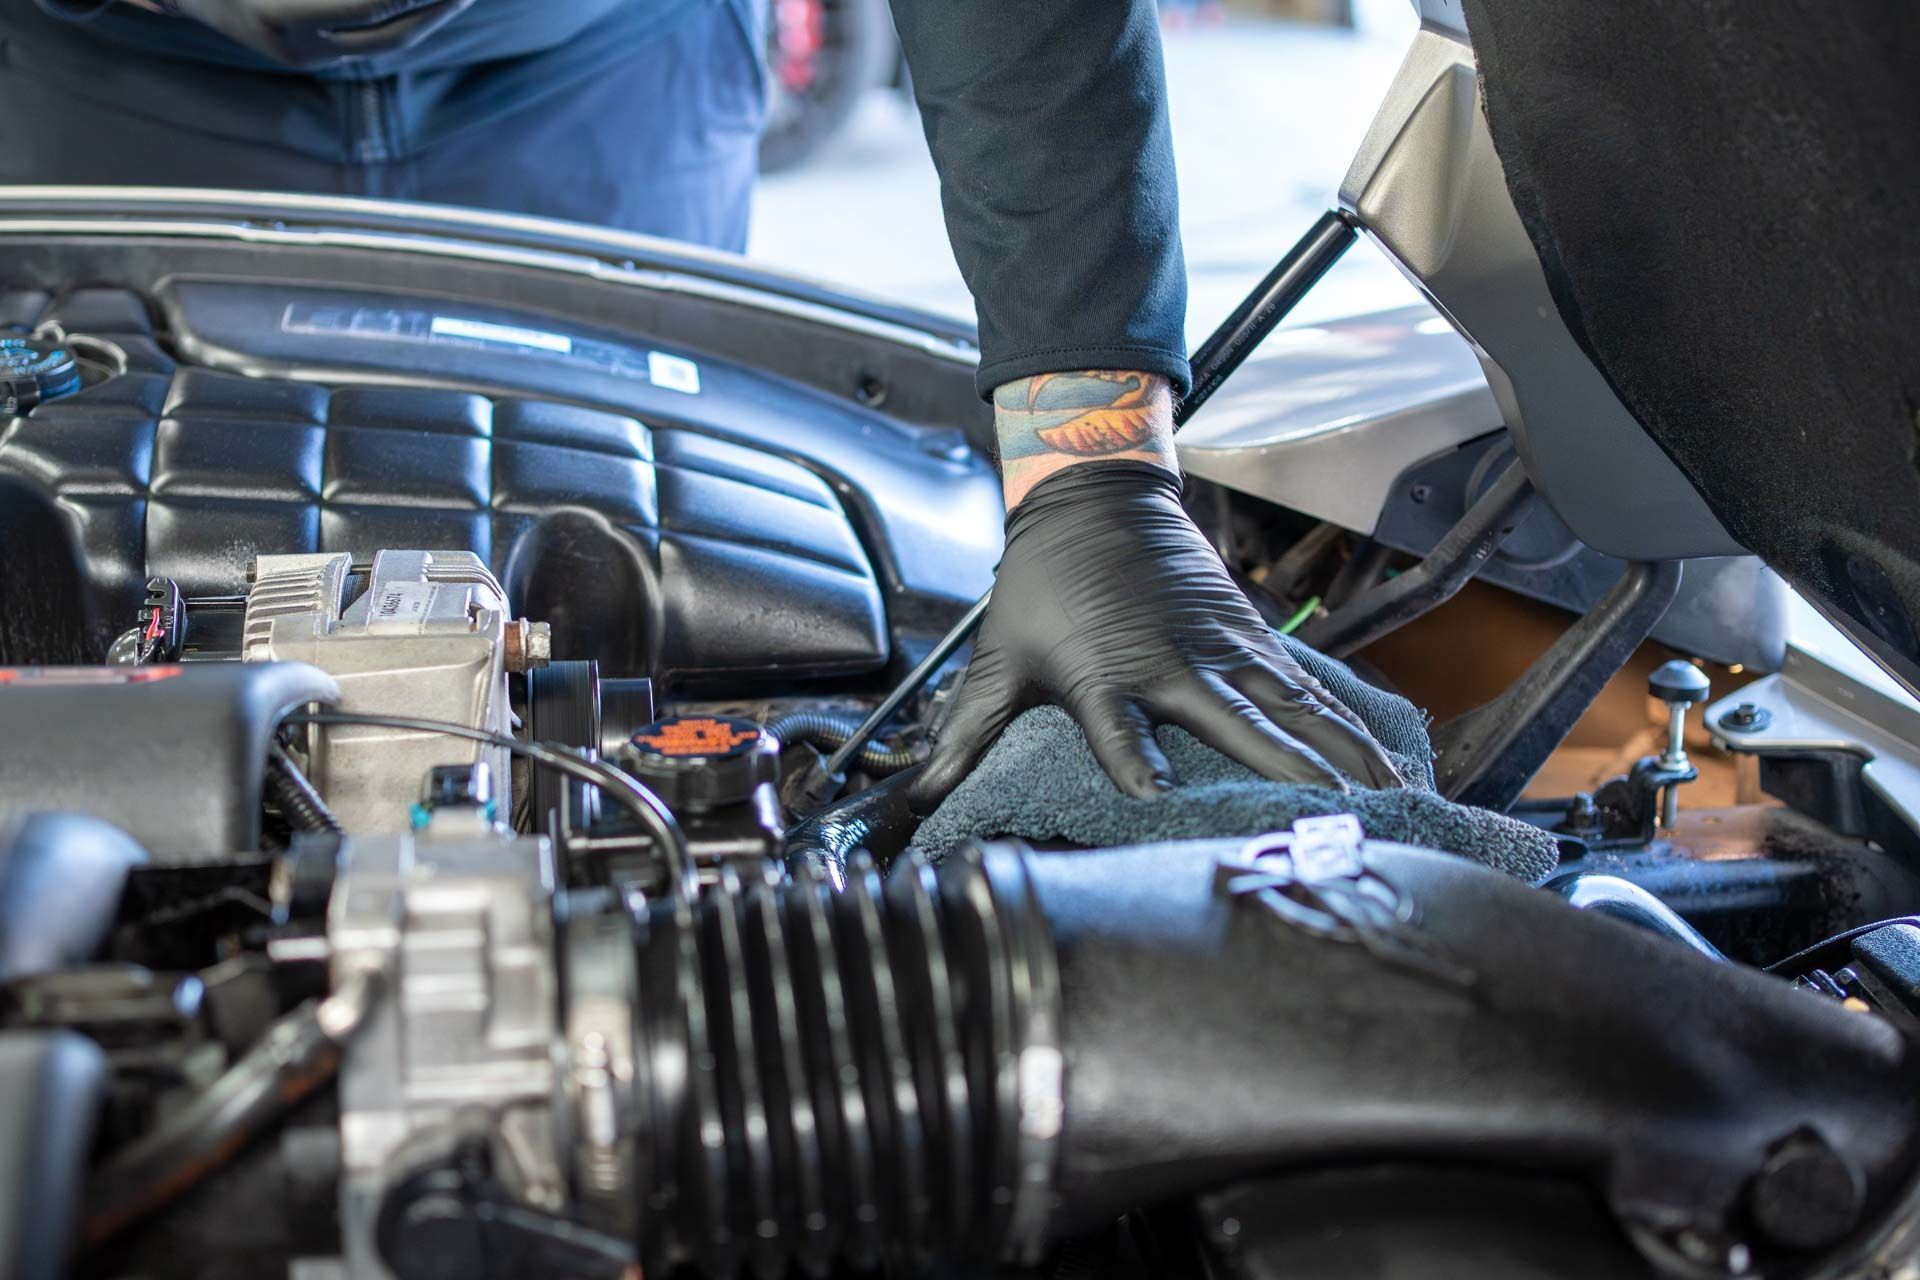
[242,549,540,831]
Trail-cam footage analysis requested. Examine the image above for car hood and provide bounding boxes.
[1459,0,1920,696]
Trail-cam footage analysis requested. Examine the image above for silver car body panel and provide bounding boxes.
[1176,305,1498,536]
[1710,595,1920,844]
[1337,6,1743,562]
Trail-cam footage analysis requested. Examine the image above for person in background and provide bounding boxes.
[0,0,770,248]
[0,0,1400,805]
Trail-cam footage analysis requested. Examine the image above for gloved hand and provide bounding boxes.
[908,461,1404,813]
[153,0,471,68]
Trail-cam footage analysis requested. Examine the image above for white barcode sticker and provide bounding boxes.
[647,351,702,395]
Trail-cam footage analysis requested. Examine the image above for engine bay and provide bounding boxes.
[9,183,1920,1280]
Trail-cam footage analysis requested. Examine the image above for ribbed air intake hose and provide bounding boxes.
[764,710,919,775]
[614,839,1920,1280]
[631,844,1061,1278]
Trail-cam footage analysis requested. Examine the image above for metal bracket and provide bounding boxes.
[1297,459,1534,657]
[1434,560,1682,812]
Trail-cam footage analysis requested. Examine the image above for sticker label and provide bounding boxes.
[647,351,702,395]
[0,665,183,685]
[427,315,574,354]
[279,303,702,397]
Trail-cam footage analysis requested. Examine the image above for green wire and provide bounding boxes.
[1277,595,1321,636]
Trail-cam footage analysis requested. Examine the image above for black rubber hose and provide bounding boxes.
[85,973,382,1246]
[783,766,922,885]
[633,845,1061,1277]
[632,839,1920,1278]
[766,711,919,776]
[1765,916,1920,975]
[265,744,342,835]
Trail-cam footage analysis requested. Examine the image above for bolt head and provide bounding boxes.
[502,618,553,673]
[1749,1133,1864,1252]
[1720,701,1773,733]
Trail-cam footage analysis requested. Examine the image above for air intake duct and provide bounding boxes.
[632,844,1060,1278]
[621,837,1920,1278]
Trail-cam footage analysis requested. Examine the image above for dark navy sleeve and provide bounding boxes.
[888,0,1190,399]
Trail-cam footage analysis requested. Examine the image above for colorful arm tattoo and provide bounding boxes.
[993,370,1176,506]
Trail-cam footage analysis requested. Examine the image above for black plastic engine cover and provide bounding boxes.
[0,289,894,684]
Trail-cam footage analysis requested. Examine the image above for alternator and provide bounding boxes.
[241,550,548,831]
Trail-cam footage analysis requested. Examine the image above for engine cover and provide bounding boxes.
[0,288,894,686]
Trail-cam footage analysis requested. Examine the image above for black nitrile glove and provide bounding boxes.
[908,461,1404,813]
[151,0,471,67]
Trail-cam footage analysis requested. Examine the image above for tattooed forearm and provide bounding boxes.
[993,370,1175,506]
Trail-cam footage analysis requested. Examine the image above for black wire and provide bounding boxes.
[283,709,697,900]
[1764,916,1920,975]
[767,710,919,776]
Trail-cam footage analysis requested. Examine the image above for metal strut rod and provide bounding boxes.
[1179,209,1360,425]
[829,211,1361,770]
[822,591,991,776]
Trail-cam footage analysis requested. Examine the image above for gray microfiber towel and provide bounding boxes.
[915,636,1560,884]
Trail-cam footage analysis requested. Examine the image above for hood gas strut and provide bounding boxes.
[822,210,1362,780]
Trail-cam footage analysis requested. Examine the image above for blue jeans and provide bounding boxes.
[0,0,768,251]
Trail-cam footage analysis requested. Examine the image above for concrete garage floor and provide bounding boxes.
[751,4,1425,346]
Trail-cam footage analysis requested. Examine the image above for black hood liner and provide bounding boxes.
[1460,0,1920,691]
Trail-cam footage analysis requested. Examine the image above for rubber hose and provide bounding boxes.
[634,838,1920,1280]
[85,974,381,1245]
[265,744,342,835]
[765,710,918,775]
[783,766,922,884]
[632,847,1060,1277]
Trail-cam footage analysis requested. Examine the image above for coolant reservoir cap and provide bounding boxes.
[0,337,82,416]
[624,714,779,812]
